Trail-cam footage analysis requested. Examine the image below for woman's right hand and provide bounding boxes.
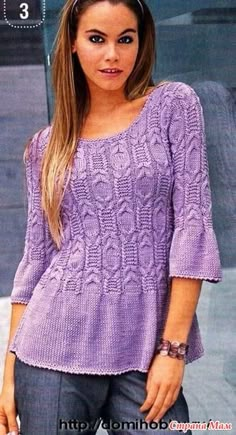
[0,303,29,435]
[0,303,28,435]
[0,383,19,435]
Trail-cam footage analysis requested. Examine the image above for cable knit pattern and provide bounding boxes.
[9,82,222,375]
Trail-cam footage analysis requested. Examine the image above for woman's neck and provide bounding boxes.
[88,86,128,116]
[80,86,155,140]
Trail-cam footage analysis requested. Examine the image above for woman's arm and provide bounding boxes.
[162,277,202,342]
[140,82,222,423]
[2,303,27,385]
[139,277,202,423]
[10,128,54,305]
[0,128,52,433]
[0,303,27,435]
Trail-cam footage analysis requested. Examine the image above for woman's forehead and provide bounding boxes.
[78,1,138,28]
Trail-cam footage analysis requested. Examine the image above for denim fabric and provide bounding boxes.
[14,356,192,435]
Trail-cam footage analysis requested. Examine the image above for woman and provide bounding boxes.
[0,0,222,434]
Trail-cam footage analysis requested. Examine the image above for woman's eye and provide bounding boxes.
[89,35,104,43]
[119,36,133,44]
[88,35,133,44]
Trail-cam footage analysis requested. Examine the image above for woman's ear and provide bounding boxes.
[71,43,76,53]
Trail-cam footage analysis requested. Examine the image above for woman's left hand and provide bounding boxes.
[139,354,185,423]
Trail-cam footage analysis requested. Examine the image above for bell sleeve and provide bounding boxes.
[168,82,222,283]
[10,128,54,304]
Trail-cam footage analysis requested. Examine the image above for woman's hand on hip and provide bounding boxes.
[139,354,185,423]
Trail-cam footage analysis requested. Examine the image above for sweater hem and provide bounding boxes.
[11,298,29,305]
[169,273,222,283]
[11,349,204,373]
[11,351,150,376]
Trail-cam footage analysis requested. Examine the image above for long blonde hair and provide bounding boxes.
[24,0,169,250]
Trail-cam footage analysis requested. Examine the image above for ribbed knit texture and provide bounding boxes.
[9,82,222,374]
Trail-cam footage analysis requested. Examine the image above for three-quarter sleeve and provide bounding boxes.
[168,83,222,283]
[10,128,54,304]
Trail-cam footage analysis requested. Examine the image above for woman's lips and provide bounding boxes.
[99,68,123,78]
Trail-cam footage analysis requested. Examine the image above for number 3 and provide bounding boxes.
[20,2,29,20]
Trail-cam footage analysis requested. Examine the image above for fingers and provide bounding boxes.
[139,383,159,414]
[6,404,19,435]
[6,414,19,435]
[148,385,180,423]
[144,385,170,422]
[0,405,19,435]
[140,383,181,423]
[0,408,8,435]
[0,423,7,435]
[139,354,185,424]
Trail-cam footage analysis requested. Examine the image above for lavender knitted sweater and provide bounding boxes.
[9,82,222,375]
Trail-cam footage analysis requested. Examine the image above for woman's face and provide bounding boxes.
[71,1,139,94]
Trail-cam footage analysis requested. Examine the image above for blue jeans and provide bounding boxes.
[14,356,192,434]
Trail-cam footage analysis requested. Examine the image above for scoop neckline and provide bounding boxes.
[78,86,159,144]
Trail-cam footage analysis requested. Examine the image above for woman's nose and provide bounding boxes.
[105,43,119,62]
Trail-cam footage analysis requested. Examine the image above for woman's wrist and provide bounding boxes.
[2,352,16,386]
